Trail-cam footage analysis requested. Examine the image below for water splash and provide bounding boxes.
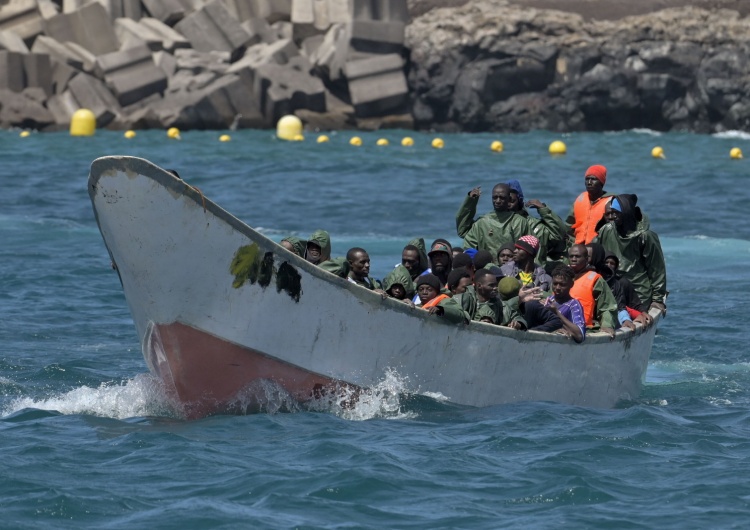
[1,373,182,420]
[712,130,750,140]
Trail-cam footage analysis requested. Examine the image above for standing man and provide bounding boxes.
[567,244,618,338]
[566,165,614,244]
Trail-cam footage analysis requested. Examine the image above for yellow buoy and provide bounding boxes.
[730,147,743,159]
[124,130,136,139]
[317,134,330,143]
[276,115,303,141]
[167,127,181,140]
[293,134,304,142]
[376,138,389,146]
[219,134,231,142]
[432,138,444,149]
[350,136,362,146]
[70,108,96,136]
[490,140,504,152]
[401,137,414,147]
[19,130,31,137]
[548,140,566,155]
[651,146,665,159]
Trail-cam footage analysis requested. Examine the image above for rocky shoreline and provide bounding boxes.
[1,0,749,133]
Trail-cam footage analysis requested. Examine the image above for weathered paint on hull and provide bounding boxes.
[89,156,661,418]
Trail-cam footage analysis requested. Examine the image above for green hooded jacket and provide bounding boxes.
[454,286,526,327]
[319,256,349,278]
[307,229,332,262]
[406,237,429,278]
[383,265,416,299]
[280,236,306,257]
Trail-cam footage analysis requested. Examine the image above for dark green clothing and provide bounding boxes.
[594,223,667,307]
[308,229,331,261]
[280,236,306,257]
[347,274,382,290]
[524,208,568,264]
[319,256,349,278]
[431,296,470,325]
[407,237,429,278]
[383,265,416,299]
[585,274,619,330]
[455,286,526,327]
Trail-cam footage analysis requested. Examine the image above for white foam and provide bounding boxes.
[713,130,750,140]
[630,128,663,136]
[2,373,182,420]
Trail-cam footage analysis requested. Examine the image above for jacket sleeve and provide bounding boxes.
[462,222,481,252]
[535,206,568,250]
[642,232,668,305]
[500,297,527,328]
[438,297,471,324]
[456,194,480,238]
[593,277,619,330]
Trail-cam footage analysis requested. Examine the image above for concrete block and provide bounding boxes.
[344,53,407,117]
[38,0,59,19]
[0,87,54,128]
[254,55,325,121]
[224,0,290,23]
[0,30,29,53]
[108,0,143,20]
[239,17,273,45]
[23,52,52,95]
[141,0,193,25]
[348,19,404,54]
[115,17,162,51]
[95,44,168,106]
[153,50,177,77]
[46,89,79,124]
[174,48,230,74]
[63,41,97,72]
[292,0,349,41]
[350,0,408,22]
[31,35,84,70]
[0,0,44,45]
[308,23,348,81]
[0,50,24,91]
[67,71,122,126]
[175,0,251,60]
[44,3,119,55]
[166,69,219,93]
[139,18,190,52]
[114,104,163,129]
[270,20,292,40]
[51,59,78,93]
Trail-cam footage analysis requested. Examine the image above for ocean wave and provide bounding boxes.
[712,130,750,140]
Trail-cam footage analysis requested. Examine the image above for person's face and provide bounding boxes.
[430,252,450,273]
[498,248,514,264]
[452,276,473,295]
[585,176,604,196]
[491,186,511,212]
[508,191,521,211]
[567,246,588,273]
[604,257,618,273]
[401,249,420,272]
[513,247,530,263]
[604,204,623,228]
[389,284,406,300]
[552,275,572,299]
[349,252,370,278]
[417,284,439,305]
[475,275,498,301]
[306,242,322,264]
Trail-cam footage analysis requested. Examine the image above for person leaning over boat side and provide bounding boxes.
[447,267,473,296]
[305,229,331,265]
[346,247,385,294]
[415,274,467,324]
[594,195,667,314]
[499,235,553,292]
[454,269,530,328]
[604,251,652,327]
[565,165,614,245]
[382,264,415,304]
[567,244,618,338]
[280,236,306,257]
[543,265,586,343]
[458,183,532,258]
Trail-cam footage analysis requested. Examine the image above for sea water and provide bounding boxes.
[1,128,749,528]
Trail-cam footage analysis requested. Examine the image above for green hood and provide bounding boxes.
[407,237,429,275]
[280,236,306,257]
[382,265,416,298]
[308,229,331,261]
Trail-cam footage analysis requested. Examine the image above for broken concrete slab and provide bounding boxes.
[95,44,168,106]
[344,53,408,117]
[175,0,251,60]
[0,0,44,45]
[44,2,119,55]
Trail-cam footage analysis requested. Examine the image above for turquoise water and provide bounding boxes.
[1,128,750,527]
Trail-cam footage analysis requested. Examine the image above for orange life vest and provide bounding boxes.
[422,294,449,309]
[570,270,601,327]
[572,192,609,244]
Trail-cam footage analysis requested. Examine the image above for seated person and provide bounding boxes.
[454,269,529,328]
[497,243,515,265]
[604,251,652,327]
[452,252,475,280]
[346,247,384,293]
[280,236,306,257]
[400,241,428,280]
[305,230,331,265]
[543,265,586,343]
[498,277,561,333]
[473,249,495,271]
[416,274,467,324]
[499,235,552,291]
[447,268,473,295]
[382,265,415,303]
[568,244,618,338]
[428,240,453,286]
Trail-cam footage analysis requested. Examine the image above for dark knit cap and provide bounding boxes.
[515,235,540,257]
[416,273,442,291]
[473,250,494,270]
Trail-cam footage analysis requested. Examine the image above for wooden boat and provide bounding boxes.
[88,156,662,418]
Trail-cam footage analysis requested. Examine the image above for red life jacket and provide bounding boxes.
[570,270,601,327]
[572,192,609,244]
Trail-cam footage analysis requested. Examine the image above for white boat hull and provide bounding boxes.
[89,156,660,418]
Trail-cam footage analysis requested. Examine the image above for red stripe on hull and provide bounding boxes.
[146,322,351,419]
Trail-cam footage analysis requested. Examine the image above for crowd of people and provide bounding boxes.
[279,165,668,343]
